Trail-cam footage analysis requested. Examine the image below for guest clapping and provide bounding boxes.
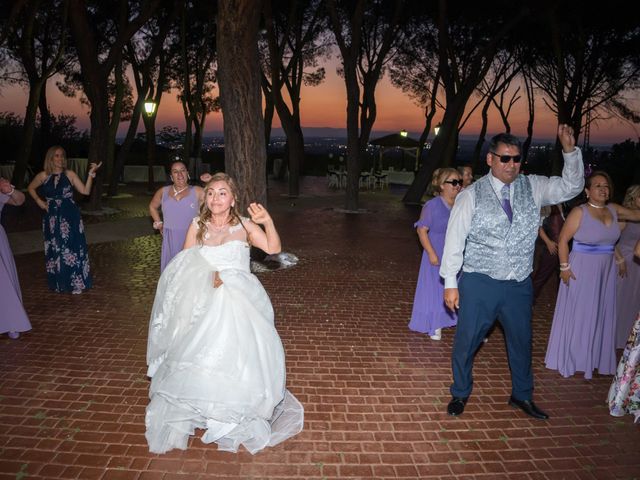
[0,177,31,339]
[149,160,204,272]
[27,146,101,294]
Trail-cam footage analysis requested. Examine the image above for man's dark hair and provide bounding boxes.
[489,133,521,152]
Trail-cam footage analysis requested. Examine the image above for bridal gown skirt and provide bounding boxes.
[145,241,303,454]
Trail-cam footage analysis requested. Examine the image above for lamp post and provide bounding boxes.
[434,122,441,136]
[400,129,408,137]
[143,98,158,192]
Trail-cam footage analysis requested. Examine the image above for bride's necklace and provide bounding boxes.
[203,218,230,240]
[172,185,188,197]
[587,202,605,209]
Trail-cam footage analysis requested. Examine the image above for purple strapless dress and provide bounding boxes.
[160,186,199,272]
[0,194,31,335]
[545,204,620,379]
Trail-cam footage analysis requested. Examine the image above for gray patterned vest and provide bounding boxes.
[463,175,539,281]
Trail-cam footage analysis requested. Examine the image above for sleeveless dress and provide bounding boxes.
[608,312,640,423]
[545,204,621,379]
[145,220,304,454]
[0,193,31,335]
[408,196,457,335]
[160,186,199,272]
[615,221,640,348]
[42,172,92,293]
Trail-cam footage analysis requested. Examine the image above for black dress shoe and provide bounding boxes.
[508,396,549,420]
[447,397,468,416]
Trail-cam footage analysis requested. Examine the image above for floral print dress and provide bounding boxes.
[608,312,640,423]
[42,172,92,293]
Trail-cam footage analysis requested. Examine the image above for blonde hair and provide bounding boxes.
[43,146,67,175]
[430,167,459,195]
[196,172,248,245]
[623,184,640,209]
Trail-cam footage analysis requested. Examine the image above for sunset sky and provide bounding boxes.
[1,61,639,145]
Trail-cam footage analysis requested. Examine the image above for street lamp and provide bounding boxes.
[144,99,157,117]
[434,122,441,136]
[400,129,408,137]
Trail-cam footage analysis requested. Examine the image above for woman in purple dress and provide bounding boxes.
[0,177,31,339]
[409,168,462,340]
[149,161,203,272]
[27,147,102,294]
[545,172,640,379]
[615,185,640,348]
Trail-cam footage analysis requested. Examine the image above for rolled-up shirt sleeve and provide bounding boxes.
[439,188,474,289]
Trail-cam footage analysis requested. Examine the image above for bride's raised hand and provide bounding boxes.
[247,202,272,225]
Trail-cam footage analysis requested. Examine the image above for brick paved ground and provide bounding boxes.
[1,178,638,480]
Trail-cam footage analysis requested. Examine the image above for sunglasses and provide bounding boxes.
[490,151,522,163]
[444,179,463,187]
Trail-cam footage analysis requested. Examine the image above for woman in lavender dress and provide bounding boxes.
[545,172,640,379]
[615,185,640,348]
[0,177,31,339]
[409,168,462,340]
[27,147,101,294]
[149,161,203,272]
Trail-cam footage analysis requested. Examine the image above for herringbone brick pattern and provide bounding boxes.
[1,179,638,479]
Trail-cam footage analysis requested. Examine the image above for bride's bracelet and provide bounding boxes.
[615,258,625,265]
[153,220,163,229]
[559,264,571,272]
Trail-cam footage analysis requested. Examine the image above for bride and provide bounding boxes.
[145,173,303,454]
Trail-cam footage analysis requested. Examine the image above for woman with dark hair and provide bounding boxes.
[0,177,31,339]
[27,146,101,293]
[145,172,303,454]
[409,167,462,340]
[149,160,203,271]
[545,172,640,379]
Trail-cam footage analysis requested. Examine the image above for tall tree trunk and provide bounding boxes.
[38,82,52,159]
[217,0,267,211]
[403,99,465,204]
[13,78,44,188]
[86,86,109,210]
[262,83,274,152]
[471,97,491,172]
[109,98,143,196]
[106,57,125,183]
[144,114,157,193]
[521,70,535,162]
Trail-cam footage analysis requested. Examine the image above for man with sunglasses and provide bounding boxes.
[439,125,584,419]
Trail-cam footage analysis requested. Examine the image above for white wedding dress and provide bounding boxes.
[145,222,303,454]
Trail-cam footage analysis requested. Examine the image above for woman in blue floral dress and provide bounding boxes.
[27,146,102,294]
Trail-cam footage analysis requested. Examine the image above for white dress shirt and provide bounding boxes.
[439,147,584,289]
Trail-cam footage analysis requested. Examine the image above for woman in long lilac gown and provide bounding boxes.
[545,172,640,379]
[409,168,462,340]
[149,161,203,272]
[615,185,640,348]
[27,147,101,294]
[0,177,31,339]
